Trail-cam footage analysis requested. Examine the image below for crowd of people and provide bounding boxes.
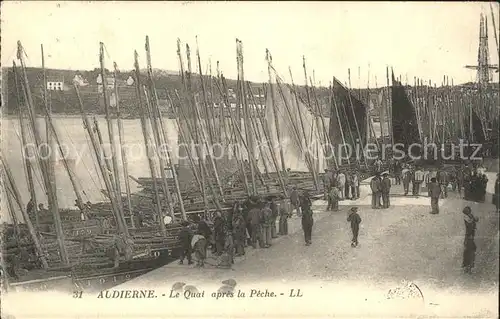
[323,168,361,212]
[177,191,317,268]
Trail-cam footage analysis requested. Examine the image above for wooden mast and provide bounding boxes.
[75,85,129,239]
[133,51,163,233]
[41,44,58,226]
[266,49,287,174]
[195,39,225,199]
[12,63,39,230]
[143,37,177,221]
[1,154,48,268]
[347,68,366,168]
[237,39,258,195]
[17,41,69,265]
[113,62,135,228]
[99,42,128,234]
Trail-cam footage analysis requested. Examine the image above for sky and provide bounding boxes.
[2,1,499,87]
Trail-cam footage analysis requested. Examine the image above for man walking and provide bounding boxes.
[347,207,362,247]
[381,173,391,208]
[300,191,314,246]
[429,177,441,214]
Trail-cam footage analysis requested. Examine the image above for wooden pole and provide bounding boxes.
[266,49,287,174]
[1,153,49,268]
[75,85,129,238]
[237,39,257,194]
[17,41,68,265]
[99,42,128,236]
[12,63,39,230]
[41,45,57,227]
[133,51,163,231]
[113,62,135,228]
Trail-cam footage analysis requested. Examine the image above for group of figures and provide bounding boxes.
[322,169,361,212]
[176,191,316,267]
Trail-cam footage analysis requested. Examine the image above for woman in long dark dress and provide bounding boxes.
[300,191,314,246]
[462,206,479,274]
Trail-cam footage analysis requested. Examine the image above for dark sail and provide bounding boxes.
[391,72,420,156]
[329,77,367,148]
[465,108,486,144]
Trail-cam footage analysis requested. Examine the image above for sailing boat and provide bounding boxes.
[3,42,183,293]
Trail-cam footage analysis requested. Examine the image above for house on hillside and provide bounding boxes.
[46,76,65,91]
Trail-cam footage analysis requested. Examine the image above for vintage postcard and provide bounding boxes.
[1,1,499,318]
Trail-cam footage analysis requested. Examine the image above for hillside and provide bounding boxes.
[1,67,336,118]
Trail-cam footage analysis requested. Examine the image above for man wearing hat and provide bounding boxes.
[178,221,193,265]
[381,173,391,208]
[347,207,362,247]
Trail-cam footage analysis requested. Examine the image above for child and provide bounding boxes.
[191,232,207,267]
[347,207,362,247]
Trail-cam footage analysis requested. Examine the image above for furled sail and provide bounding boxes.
[391,72,421,156]
[329,77,367,149]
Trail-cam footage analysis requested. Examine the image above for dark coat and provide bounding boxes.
[347,212,362,230]
[381,177,391,194]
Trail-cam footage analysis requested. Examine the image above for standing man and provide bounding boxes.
[381,173,391,208]
[351,170,360,199]
[438,167,449,199]
[413,166,424,195]
[345,170,352,200]
[337,170,346,200]
[456,166,464,196]
[426,169,437,196]
[289,187,301,217]
[248,201,263,248]
[178,221,193,265]
[278,200,290,235]
[213,211,226,256]
[328,185,340,212]
[402,164,411,195]
[270,197,279,238]
[260,202,273,248]
[462,206,479,274]
[300,191,314,246]
[323,169,332,200]
[429,177,441,214]
[347,207,362,247]
[394,160,402,185]
[232,207,246,256]
[370,175,381,209]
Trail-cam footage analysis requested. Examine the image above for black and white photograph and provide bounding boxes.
[1,2,499,318]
